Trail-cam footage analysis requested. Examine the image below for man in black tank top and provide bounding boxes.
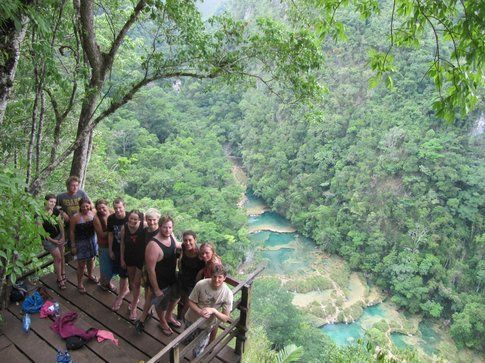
[145,215,182,336]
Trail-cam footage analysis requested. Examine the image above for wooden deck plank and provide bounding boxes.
[2,309,57,362]
[41,271,162,360]
[0,343,31,363]
[38,278,149,363]
[66,260,155,320]
[216,344,241,363]
[8,300,103,363]
[10,262,243,363]
[64,261,182,344]
[0,334,12,351]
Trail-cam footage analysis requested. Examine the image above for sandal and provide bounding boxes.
[167,318,181,328]
[78,286,87,294]
[128,299,140,310]
[111,298,123,312]
[87,275,99,284]
[57,278,67,290]
[129,308,138,321]
[100,283,118,294]
[159,324,173,336]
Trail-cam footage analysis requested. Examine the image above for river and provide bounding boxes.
[242,190,483,363]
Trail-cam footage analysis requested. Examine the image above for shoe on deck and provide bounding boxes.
[135,320,144,334]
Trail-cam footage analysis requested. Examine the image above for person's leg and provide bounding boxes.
[135,287,152,334]
[192,329,211,358]
[155,304,172,335]
[77,260,87,292]
[112,269,129,311]
[165,299,181,327]
[177,292,188,320]
[128,266,141,319]
[140,288,152,319]
[118,276,129,298]
[86,258,98,282]
[59,245,65,279]
[52,247,65,289]
[165,283,181,327]
[99,247,116,291]
[209,326,218,343]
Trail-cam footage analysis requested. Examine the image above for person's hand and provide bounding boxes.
[121,258,126,269]
[200,307,213,319]
[61,212,69,222]
[109,250,115,260]
[71,246,77,255]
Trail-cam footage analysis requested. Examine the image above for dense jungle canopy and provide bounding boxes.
[1,0,484,361]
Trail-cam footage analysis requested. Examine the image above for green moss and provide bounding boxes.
[285,274,333,293]
[343,303,364,321]
[373,320,389,332]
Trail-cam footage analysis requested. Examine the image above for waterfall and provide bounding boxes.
[471,112,485,137]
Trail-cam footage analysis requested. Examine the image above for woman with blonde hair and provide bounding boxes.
[196,243,222,281]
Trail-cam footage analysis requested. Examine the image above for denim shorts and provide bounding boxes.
[99,247,114,280]
[152,283,180,310]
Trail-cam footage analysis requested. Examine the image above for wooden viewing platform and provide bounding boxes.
[1,254,263,363]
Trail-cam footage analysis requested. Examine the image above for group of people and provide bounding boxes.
[41,176,233,358]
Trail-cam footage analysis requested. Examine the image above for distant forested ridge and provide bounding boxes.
[228,2,485,352]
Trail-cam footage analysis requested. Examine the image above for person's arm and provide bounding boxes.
[171,232,182,249]
[203,306,231,323]
[188,299,211,319]
[145,242,163,297]
[93,215,103,240]
[108,221,115,260]
[56,196,70,223]
[204,292,233,322]
[195,268,204,282]
[57,213,65,243]
[120,225,126,269]
[177,249,183,270]
[70,214,78,254]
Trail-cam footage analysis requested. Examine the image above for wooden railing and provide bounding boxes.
[147,265,265,363]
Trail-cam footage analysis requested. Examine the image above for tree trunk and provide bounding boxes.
[26,80,40,187]
[0,15,29,125]
[35,90,45,176]
[69,88,100,181]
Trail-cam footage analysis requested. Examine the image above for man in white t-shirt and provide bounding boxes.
[183,264,233,358]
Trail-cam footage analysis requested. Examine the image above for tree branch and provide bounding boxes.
[28,68,223,193]
[74,0,102,73]
[105,0,147,67]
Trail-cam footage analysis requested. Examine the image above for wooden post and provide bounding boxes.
[169,345,179,363]
[235,284,251,355]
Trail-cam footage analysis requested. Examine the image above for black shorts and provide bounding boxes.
[112,251,128,278]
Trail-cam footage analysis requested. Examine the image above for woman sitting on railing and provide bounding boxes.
[41,193,67,290]
[196,243,221,281]
[70,198,103,294]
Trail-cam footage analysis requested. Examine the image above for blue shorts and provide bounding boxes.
[152,283,180,310]
[99,247,114,280]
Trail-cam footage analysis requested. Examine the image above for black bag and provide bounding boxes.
[9,284,28,303]
[65,336,87,350]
